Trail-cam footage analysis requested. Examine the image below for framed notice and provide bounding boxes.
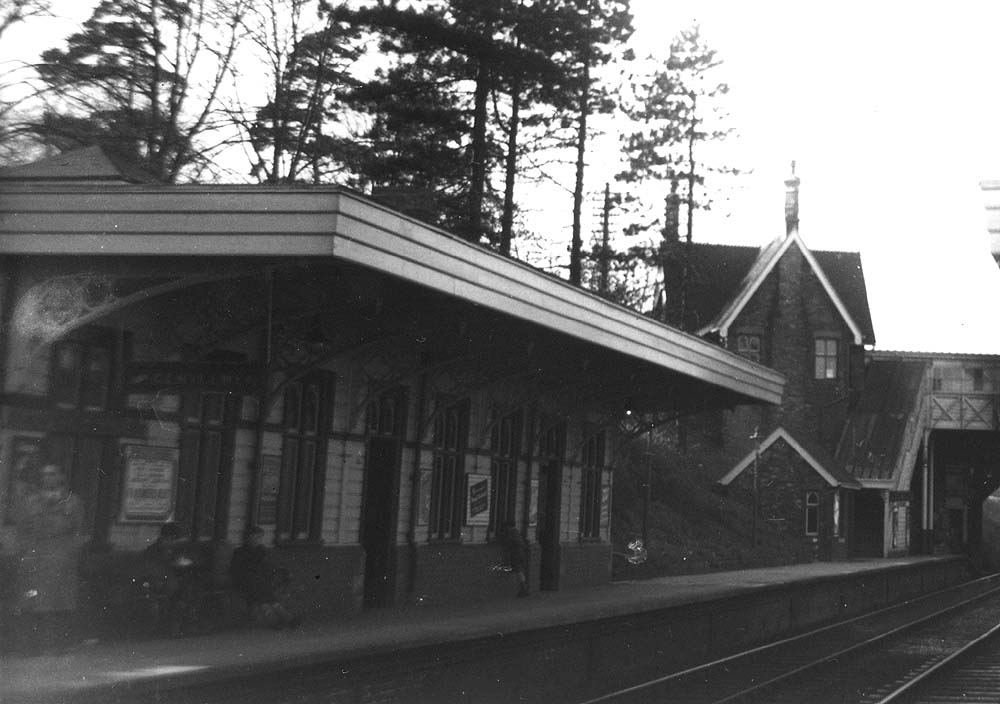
[466,475,491,526]
[418,470,433,526]
[120,445,178,522]
[257,454,281,525]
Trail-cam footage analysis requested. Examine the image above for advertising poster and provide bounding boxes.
[466,475,491,526]
[418,470,432,526]
[257,454,281,525]
[120,445,178,522]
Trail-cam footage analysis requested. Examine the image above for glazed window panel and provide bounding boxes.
[51,339,113,410]
[277,374,333,542]
[579,432,605,539]
[814,338,838,380]
[736,334,761,363]
[489,411,521,535]
[805,491,820,535]
[429,401,469,540]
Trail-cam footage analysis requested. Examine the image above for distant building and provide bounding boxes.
[662,167,876,560]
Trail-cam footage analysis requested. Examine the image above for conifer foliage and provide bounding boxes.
[22,0,248,182]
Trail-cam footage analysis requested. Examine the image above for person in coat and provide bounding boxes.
[499,522,530,598]
[230,525,299,629]
[15,463,85,650]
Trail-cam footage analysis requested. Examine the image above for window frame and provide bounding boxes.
[276,372,334,544]
[735,333,762,363]
[579,431,605,540]
[488,411,522,537]
[813,337,838,380]
[805,490,820,535]
[429,400,469,541]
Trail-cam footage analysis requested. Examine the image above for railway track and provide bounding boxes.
[579,573,1000,704]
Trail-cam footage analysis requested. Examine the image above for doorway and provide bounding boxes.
[537,423,565,591]
[362,388,406,607]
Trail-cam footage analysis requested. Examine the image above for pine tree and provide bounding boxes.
[19,0,248,182]
[617,24,734,327]
[231,0,363,184]
[323,0,567,245]
[563,0,632,285]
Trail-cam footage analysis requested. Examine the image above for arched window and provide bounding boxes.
[805,491,820,535]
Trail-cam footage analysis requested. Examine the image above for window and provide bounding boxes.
[736,334,761,363]
[971,368,985,392]
[805,491,820,535]
[580,432,606,539]
[814,338,838,380]
[489,411,521,535]
[429,401,469,540]
[51,338,113,411]
[833,491,840,537]
[277,373,333,542]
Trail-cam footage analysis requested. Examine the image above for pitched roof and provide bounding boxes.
[835,360,929,483]
[679,236,875,346]
[718,426,862,489]
[0,146,158,183]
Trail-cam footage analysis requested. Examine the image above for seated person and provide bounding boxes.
[230,525,299,629]
[142,522,203,634]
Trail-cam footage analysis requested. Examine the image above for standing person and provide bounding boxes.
[14,463,85,651]
[230,525,299,629]
[499,522,530,598]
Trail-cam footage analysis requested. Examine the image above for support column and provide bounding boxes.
[882,490,891,557]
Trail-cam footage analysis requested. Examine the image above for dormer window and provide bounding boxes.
[736,334,761,363]
[814,338,838,380]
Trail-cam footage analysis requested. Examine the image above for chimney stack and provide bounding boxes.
[784,160,800,237]
[664,172,680,244]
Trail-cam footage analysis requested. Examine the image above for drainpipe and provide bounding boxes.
[921,430,930,553]
[406,371,428,595]
[882,490,891,557]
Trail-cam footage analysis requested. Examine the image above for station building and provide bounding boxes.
[0,148,784,619]
[657,169,875,561]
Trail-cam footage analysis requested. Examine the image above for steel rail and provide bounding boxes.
[872,618,1000,703]
[578,575,1000,704]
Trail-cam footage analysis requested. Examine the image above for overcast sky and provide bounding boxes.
[6,1,1000,354]
[627,0,1000,354]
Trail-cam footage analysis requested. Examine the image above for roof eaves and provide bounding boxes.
[718,426,860,489]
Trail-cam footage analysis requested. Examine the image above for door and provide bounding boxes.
[537,423,565,591]
[362,388,406,607]
[177,391,236,541]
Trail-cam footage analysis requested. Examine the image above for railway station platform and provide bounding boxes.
[1,555,973,704]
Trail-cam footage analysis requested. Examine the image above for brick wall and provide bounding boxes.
[727,437,839,560]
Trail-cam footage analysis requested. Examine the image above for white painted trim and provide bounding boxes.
[699,232,863,346]
[717,426,842,488]
[0,185,785,405]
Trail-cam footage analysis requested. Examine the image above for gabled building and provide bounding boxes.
[661,168,875,560]
[0,148,784,623]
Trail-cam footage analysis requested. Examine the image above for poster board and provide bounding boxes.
[257,454,281,525]
[120,445,178,522]
[466,475,491,526]
[418,470,432,526]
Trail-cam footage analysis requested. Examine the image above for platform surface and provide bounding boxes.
[0,556,956,702]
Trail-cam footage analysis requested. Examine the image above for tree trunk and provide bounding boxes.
[468,58,490,243]
[500,75,521,256]
[570,40,591,286]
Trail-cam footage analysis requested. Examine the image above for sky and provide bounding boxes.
[4,0,1000,354]
[620,0,1000,354]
